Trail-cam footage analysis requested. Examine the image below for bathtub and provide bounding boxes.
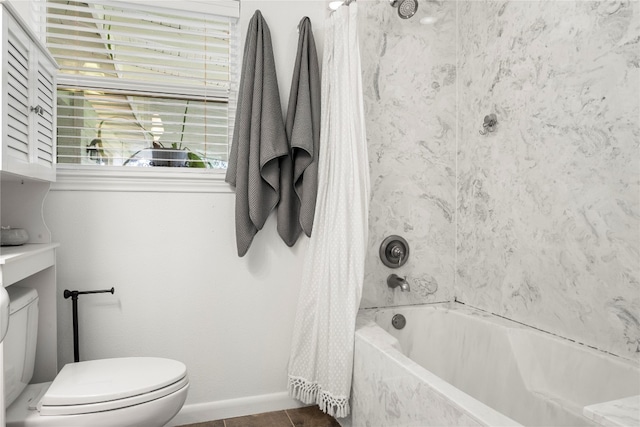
[348,303,640,426]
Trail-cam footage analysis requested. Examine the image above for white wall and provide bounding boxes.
[44,0,327,422]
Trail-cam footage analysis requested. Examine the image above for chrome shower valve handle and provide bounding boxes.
[390,245,404,265]
[380,235,410,268]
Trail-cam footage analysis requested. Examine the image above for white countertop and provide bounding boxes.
[0,243,59,265]
[0,243,59,287]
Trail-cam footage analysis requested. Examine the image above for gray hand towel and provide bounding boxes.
[277,17,321,246]
[226,10,288,257]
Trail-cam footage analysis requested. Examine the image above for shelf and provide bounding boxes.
[0,243,59,287]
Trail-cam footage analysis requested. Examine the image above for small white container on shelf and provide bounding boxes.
[1,227,29,246]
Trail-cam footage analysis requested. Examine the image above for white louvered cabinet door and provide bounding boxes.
[32,54,56,174]
[3,14,31,171]
[1,6,57,182]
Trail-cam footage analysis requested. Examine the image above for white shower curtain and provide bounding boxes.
[287,3,369,418]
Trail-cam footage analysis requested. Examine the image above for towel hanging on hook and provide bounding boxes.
[225,10,289,256]
[278,16,321,246]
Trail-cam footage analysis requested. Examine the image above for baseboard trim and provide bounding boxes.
[166,391,307,426]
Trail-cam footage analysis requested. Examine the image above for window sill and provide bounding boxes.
[51,166,233,193]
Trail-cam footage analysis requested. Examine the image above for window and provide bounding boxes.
[46,0,238,170]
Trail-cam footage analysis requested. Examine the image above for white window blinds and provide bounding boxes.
[46,0,238,168]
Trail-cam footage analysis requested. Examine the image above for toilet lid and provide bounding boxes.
[40,357,187,414]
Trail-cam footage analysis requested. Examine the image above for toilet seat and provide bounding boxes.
[38,357,188,416]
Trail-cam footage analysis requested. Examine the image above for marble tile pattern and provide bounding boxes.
[358,0,639,360]
[584,395,640,427]
[359,0,458,308]
[455,0,640,359]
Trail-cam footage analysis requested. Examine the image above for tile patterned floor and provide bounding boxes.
[178,406,340,427]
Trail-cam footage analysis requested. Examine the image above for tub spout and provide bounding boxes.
[387,274,410,292]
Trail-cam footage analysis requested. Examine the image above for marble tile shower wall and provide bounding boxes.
[360,0,458,308]
[456,0,639,359]
[359,0,639,360]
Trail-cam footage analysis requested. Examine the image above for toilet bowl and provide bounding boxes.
[5,287,189,427]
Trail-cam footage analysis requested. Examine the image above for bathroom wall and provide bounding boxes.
[359,0,457,308]
[456,0,639,359]
[43,0,328,422]
[26,1,640,423]
[360,0,639,360]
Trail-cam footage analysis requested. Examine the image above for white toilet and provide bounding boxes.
[5,286,189,427]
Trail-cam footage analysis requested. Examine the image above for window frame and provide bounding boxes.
[45,0,239,191]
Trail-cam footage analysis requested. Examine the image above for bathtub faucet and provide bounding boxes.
[387,274,410,292]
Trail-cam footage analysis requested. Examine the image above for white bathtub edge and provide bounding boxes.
[355,321,522,427]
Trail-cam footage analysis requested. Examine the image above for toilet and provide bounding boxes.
[4,286,189,427]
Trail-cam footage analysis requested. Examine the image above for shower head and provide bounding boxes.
[390,0,419,19]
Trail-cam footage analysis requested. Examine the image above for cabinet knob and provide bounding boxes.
[30,105,44,115]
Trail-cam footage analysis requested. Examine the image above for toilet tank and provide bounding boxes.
[4,287,39,408]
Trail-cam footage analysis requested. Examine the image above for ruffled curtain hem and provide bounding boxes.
[287,375,350,418]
